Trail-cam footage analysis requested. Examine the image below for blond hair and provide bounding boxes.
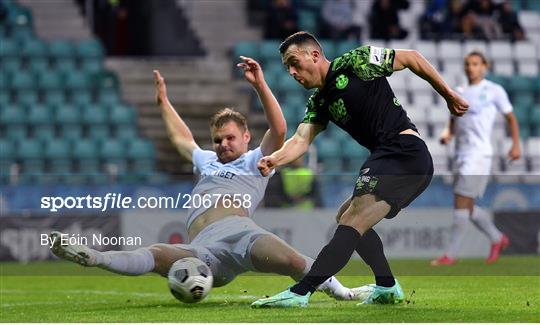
[209,108,248,132]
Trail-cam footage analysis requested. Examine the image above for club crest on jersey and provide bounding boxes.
[393,97,400,106]
[336,74,349,89]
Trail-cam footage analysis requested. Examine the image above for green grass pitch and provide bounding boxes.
[1,256,539,322]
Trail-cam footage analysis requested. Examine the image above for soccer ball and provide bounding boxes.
[167,257,213,303]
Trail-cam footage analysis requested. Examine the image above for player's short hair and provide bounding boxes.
[279,31,322,55]
[465,50,489,66]
[210,108,248,132]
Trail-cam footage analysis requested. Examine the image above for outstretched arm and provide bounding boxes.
[237,56,286,156]
[257,123,324,176]
[154,70,198,162]
[393,49,469,116]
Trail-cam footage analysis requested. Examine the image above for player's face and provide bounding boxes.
[211,121,250,163]
[464,55,486,83]
[282,45,320,89]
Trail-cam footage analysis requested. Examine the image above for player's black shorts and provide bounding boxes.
[353,134,434,219]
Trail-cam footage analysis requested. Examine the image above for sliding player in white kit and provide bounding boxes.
[49,56,361,300]
[432,51,521,266]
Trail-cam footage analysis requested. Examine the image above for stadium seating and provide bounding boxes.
[73,139,101,183]
[463,41,488,56]
[17,138,45,181]
[0,138,15,183]
[315,136,343,173]
[0,1,158,185]
[101,139,128,174]
[341,139,370,173]
[318,40,336,60]
[128,139,157,177]
[438,41,463,61]
[298,9,318,34]
[234,41,259,59]
[45,139,72,178]
[48,40,75,58]
[28,104,55,140]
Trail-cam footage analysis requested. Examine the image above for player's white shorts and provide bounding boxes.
[453,155,492,198]
[174,215,273,287]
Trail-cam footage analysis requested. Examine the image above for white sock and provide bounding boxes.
[301,255,351,300]
[446,209,470,259]
[317,276,352,300]
[471,205,502,243]
[94,248,155,275]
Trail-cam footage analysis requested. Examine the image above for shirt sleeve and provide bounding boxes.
[245,147,275,177]
[301,92,329,128]
[192,148,217,174]
[332,45,395,80]
[493,84,513,114]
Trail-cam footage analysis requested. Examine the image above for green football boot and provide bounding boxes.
[358,280,404,305]
[251,288,311,308]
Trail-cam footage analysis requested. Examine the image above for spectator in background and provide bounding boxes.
[280,156,320,209]
[320,0,361,41]
[420,0,466,39]
[461,0,503,39]
[420,0,449,38]
[369,0,409,40]
[265,0,298,40]
[496,0,525,41]
[265,156,321,209]
[445,0,467,35]
[92,0,130,55]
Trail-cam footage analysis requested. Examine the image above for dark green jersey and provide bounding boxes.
[302,45,417,151]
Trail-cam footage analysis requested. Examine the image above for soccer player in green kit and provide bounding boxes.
[253,32,469,307]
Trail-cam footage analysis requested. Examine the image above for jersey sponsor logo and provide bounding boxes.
[393,97,401,106]
[329,98,348,122]
[212,170,236,179]
[369,46,385,66]
[336,74,349,89]
[355,175,379,194]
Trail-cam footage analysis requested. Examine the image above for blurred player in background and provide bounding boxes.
[252,31,468,308]
[431,51,521,266]
[50,56,363,301]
